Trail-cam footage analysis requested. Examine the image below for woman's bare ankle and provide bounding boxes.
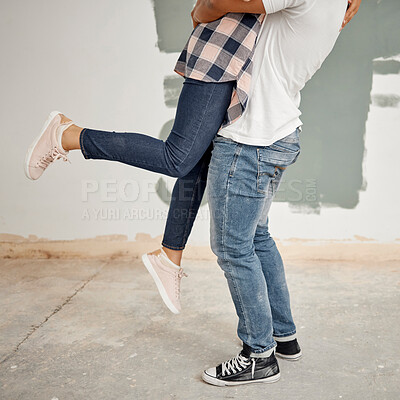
[62,125,83,151]
[162,247,183,266]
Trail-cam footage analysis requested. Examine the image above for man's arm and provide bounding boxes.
[192,0,266,26]
[192,0,362,29]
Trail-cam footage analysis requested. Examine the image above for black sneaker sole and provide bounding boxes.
[275,351,302,361]
[202,371,281,387]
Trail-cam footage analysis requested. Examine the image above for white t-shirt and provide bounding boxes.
[219,0,348,146]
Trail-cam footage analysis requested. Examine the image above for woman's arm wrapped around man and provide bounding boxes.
[192,0,266,27]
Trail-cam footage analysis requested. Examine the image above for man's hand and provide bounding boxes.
[341,0,362,30]
[191,8,200,28]
[192,0,225,26]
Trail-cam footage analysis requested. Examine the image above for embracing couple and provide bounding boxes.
[25,0,361,387]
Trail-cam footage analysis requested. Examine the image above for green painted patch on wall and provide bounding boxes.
[373,60,400,75]
[151,0,194,53]
[164,76,183,108]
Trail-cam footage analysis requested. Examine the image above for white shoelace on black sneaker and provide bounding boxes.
[221,353,254,377]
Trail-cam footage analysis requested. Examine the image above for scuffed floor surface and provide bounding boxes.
[0,258,399,400]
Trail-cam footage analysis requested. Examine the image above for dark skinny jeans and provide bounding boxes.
[80,78,234,250]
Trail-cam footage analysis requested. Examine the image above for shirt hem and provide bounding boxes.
[219,120,303,147]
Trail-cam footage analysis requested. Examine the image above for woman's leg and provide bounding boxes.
[141,143,212,313]
[134,80,233,312]
[161,143,213,263]
[63,78,234,178]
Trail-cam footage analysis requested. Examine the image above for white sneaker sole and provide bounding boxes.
[202,371,281,387]
[275,351,302,361]
[141,253,180,315]
[24,110,62,180]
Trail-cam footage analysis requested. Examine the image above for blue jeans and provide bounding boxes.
[207,129,301,353]
[80,78,234,250]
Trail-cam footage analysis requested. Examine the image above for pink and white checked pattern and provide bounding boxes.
[175,13,265,128]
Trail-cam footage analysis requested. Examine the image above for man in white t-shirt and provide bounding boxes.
[192,0,361,387]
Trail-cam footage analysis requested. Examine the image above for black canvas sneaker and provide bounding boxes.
[202,345,280,387]
[275,338,302,361]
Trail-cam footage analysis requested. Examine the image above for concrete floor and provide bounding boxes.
[0,257,399,400]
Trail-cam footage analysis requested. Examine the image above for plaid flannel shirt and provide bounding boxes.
[175,13,265,128]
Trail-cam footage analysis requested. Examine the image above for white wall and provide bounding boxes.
[1,1,399,245]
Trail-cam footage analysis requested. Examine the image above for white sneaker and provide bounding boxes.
[142,249,187,314]
[25,111,73,180]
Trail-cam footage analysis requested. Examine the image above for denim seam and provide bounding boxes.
[268,178,276,199]
[170,82,219,175]
[117,153,173,175]
[162,160,206,250]
[251,342,277,354]
[97,136,177,174]
[180,164,205,249]
[268,168,284,198]
[273,329,297,338]
[161,242,185,251]
[222,146,251,341]
[256,149,276,194]
[228,145,242,178]
[79,128,90,159]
